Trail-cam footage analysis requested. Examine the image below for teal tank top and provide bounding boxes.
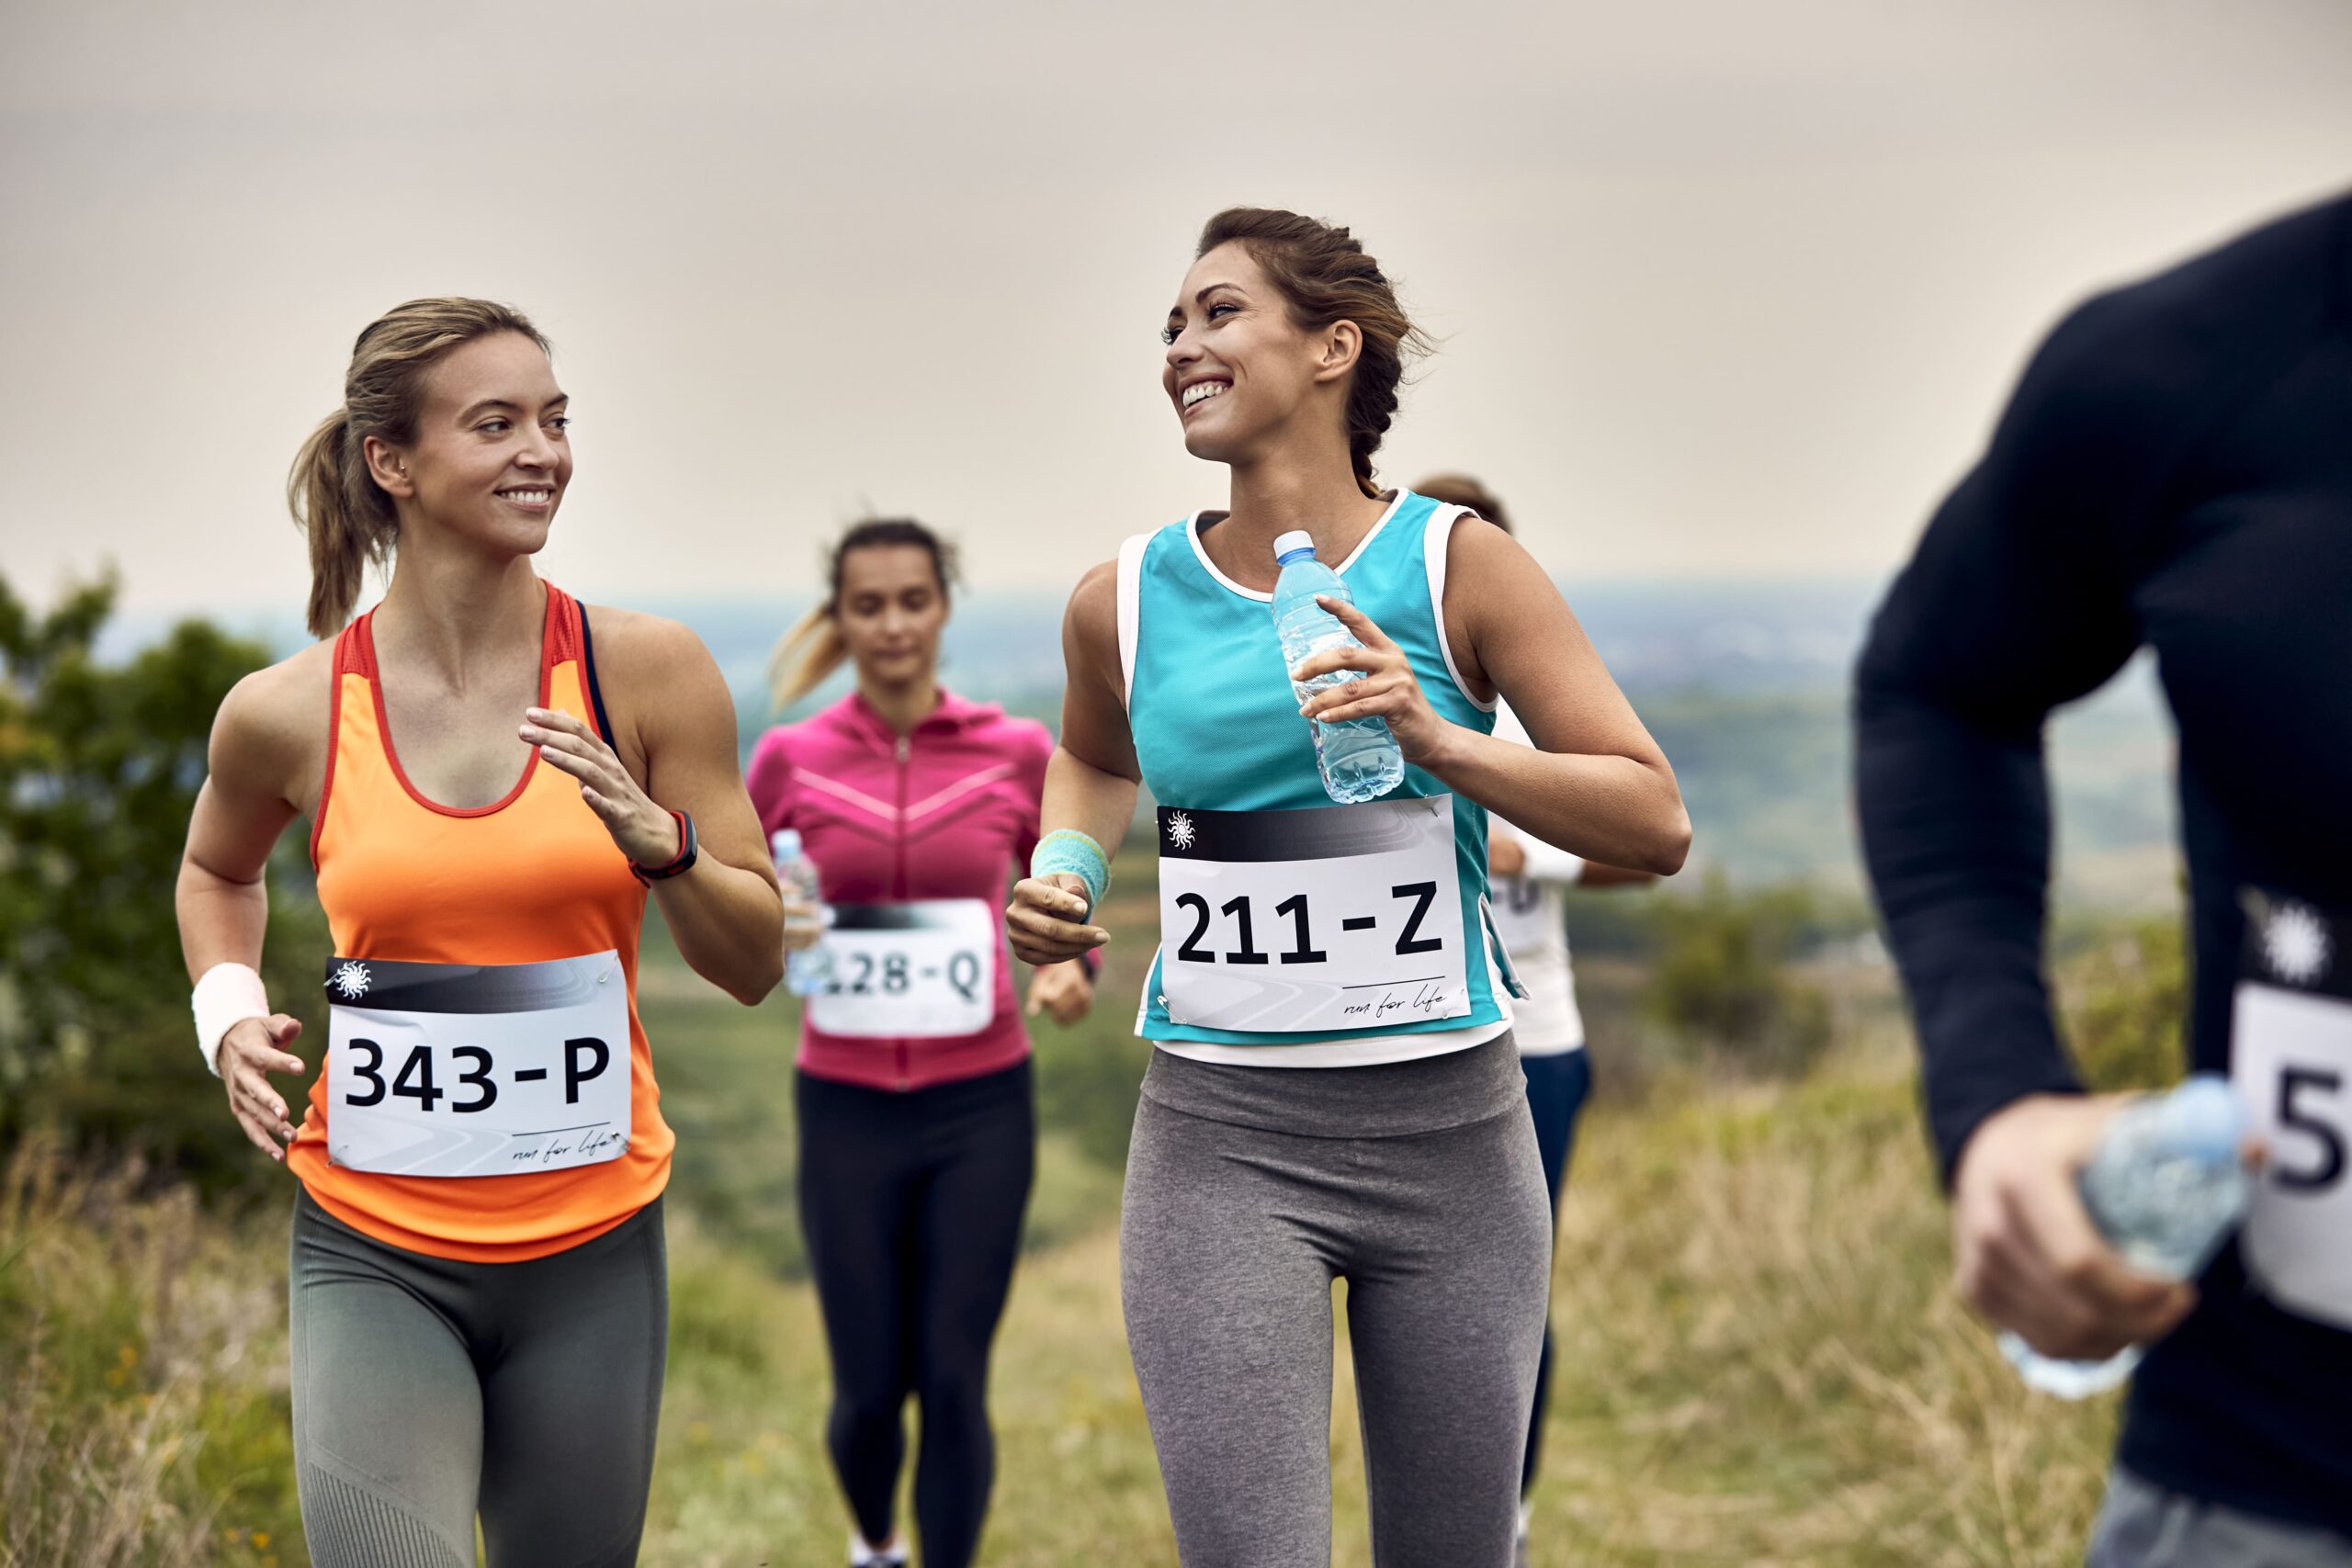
[1117,490,1510,1047]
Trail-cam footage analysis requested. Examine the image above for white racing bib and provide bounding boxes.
[2232,892,2352,1329]
[1488,873,1551,956]
[807,899,998,1039]
[1156,795,1471,1034]
[323,951,631,1178]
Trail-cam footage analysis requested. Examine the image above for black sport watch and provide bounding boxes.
[630,808,698,885]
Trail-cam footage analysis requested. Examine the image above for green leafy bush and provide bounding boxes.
[1640,871,1834,1075]
[0,570,326,1194]
[2061,915,2188,1094]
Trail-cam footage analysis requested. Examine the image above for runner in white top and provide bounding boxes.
[1416,472,1657,1567]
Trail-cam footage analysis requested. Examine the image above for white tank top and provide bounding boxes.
[1487,701,1587,1055]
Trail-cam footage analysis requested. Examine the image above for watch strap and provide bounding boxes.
[631,808,698,884]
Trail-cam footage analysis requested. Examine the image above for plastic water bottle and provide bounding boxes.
[2000,1074,2251,1398]
[771,829,833,997]
[1272,531,1404,805]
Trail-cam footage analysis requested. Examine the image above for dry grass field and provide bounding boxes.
[1,909,2132,1567]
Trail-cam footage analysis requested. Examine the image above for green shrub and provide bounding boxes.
[0,570,326,1196]
[2061,914,2188,1094]
[1641,871,1834,1076]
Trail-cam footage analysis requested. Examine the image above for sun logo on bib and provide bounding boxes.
[2264,902,2334,987]
[330,960,373,1001]
[1166,812,1197,852]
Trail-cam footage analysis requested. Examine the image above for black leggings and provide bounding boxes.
[795,1059,1035,1568]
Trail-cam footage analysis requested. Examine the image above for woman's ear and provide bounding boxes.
[1313,319,1363,385]
[361,434,415,501]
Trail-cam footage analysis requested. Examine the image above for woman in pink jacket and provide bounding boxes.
[745,518,1094,1568]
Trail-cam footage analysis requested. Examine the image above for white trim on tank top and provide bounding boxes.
[1421,502,1500,715]
[1115,532,1150,712]
[1182,489,1412,604]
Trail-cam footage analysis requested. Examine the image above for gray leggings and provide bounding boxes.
[1121,1034,1553,1567]
[2089,1466,2352,1566]
[288,1187,667,1568]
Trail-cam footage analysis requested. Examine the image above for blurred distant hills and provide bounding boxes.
[142,578,2178,905]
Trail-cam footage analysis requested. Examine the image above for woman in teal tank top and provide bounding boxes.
[1008,208,1688,1565]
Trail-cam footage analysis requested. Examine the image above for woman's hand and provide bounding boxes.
[1292,598,1456,768]
[521,707,680,867]
[220,1014,305,1164]
[1488,832,1528,879]
[781,898,825,953]
[1025,959,1096,1026]
[1007,873,1110,966]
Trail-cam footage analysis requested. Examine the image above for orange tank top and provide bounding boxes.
[288,582,673,1261]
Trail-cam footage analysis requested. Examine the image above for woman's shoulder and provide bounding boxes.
[999,713,1056,775]
[208,636,338,796]
[943,695,1051,757]
[219,636,337,742]
[746,697,855,788]
[573,602,709,673]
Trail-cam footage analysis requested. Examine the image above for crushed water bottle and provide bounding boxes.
[771,829,834,998]
[2001,1074,2251,1398]
[1272,530,1405,805]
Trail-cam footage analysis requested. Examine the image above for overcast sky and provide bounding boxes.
[4,0,2348,619]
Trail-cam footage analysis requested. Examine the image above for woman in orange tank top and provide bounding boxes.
[175,298,783,1566]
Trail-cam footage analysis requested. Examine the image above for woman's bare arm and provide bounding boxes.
[551,609,783,1006]
[176,651,325,1161]
[1007,562,1137,965]
[1298,519,1689,874]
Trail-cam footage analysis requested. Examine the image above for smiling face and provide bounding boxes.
[1161,241,1354,468]
[833,543,949,690]
[367,330,571,556]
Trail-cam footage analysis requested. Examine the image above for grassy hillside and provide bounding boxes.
[3,897,2157,1566]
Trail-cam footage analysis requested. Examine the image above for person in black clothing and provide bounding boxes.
[1857,189,2352,1564]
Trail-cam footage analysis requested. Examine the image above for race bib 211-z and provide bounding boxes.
[1156,795,1470,1035]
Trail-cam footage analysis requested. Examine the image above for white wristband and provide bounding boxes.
[192,963,271,1077]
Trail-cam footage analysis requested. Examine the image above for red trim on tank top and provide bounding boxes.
[307,619,368,869]
[352,584,566,821]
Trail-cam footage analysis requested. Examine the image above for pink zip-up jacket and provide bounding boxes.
[745,690,1054,1091]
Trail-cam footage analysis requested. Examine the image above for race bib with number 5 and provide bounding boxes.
[1156,795,1470,1034]
[807,899,998,1039]
[2231,892,2352,1329]
[324,951,631,1179]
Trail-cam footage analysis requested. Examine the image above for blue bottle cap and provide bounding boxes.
[2159,1074,2246,1164]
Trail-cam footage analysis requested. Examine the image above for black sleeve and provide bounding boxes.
[1855,288,2193,1183]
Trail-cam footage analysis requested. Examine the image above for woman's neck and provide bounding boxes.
[371,533,545,688]
[858,671,942,738]
[1212,438,1391,586]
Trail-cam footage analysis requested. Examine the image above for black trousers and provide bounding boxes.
[795,1058,1035,1568]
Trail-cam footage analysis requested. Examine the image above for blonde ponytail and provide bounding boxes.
[768,604,851,713]
[287,297,551,639]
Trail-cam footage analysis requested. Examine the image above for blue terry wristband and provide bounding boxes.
[1032,829,1111,914]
